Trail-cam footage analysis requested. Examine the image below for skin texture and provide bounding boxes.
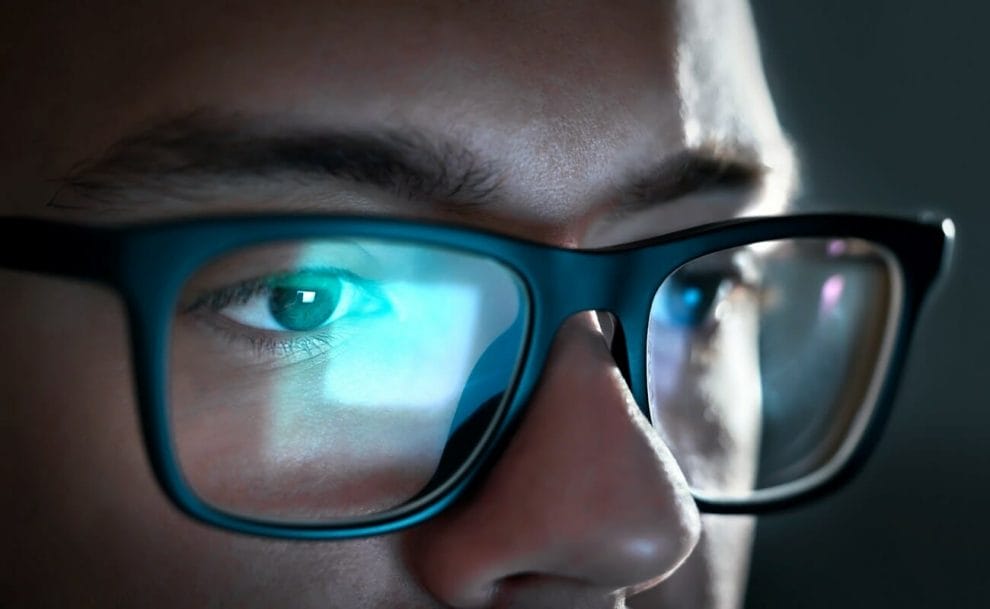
[0,1,795,607]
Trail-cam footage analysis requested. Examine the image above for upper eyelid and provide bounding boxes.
[181,266,371,313]
[181,277,268,313]
[672,246,765,282]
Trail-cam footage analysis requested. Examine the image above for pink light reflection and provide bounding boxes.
[827,239,847,257]
[820,274,845,314]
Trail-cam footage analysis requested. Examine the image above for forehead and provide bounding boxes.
[1,0,789,238]
[11,1,681,117]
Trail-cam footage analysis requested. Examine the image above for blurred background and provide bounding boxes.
[745,1,988,607]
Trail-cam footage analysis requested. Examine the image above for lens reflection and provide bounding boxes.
[169,238,526,523]
[647,238,899,500]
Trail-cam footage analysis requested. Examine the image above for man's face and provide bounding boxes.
[0,1,794,607]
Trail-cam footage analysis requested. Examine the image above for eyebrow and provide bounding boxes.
[53,113,506,210]
[622,146,768,211]
[51,112,769,213]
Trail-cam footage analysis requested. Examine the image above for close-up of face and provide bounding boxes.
[0,1,813,608]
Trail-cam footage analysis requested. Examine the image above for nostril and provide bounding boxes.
[487,573,625,609]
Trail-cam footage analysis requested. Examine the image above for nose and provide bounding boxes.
[402,312,701,608]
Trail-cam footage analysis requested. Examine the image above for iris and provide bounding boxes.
[269,278,340,331]
[658,272,726,328]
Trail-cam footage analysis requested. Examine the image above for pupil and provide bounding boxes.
[269,285,338,331]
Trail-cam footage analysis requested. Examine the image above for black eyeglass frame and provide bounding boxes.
[0,212,953,539]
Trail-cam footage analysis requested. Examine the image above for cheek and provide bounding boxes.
[0,273,231,602]
[0,272,426,608]
[0,273,139,527]
[1,273,165,602]
[698,295,763,490]
[648,292,763,496]
[169,352,449,520]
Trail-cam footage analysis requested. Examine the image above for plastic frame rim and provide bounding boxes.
[0,212,953,539]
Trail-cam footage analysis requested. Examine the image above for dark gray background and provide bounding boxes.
[745,1,988,607]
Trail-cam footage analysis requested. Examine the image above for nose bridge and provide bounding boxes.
[527,312,701,581]
[402,309,702,605]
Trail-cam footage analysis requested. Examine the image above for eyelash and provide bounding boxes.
[183,272,352,361]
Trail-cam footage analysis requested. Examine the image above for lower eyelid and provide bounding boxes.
[183,306,343,365]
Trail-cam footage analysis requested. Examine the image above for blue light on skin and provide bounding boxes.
[174,238,526,517]
[258,241,522,512]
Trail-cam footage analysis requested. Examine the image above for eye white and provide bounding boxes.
[220,282,358,332]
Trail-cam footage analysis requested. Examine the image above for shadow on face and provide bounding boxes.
[0,1,794,608]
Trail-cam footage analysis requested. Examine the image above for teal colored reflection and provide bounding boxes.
[172,238,525,520]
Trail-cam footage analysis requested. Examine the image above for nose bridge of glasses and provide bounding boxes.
[534,248,634,314]
[523,247,656,408]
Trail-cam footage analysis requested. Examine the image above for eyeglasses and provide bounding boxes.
[0,212,953,539]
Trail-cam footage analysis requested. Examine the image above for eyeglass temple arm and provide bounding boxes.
[0,217,122,283]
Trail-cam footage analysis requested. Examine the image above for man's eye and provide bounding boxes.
[653,271,732,329]
[212,270,389,333]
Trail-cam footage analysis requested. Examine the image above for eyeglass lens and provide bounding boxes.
[647,238,899,500]
[168,238,528,523]
[166,235,899,524]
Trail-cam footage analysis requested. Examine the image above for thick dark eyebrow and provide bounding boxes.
[622,147,769,211]
[51,113,769,212]
[53,113,506,209]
